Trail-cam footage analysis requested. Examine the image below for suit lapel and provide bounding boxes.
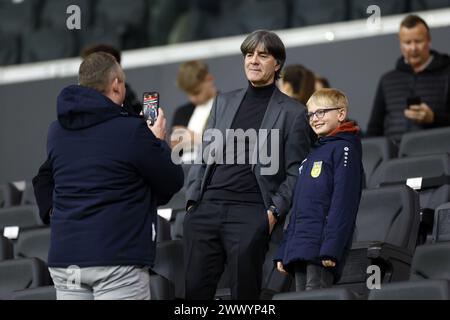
[217,89,246,136]
[251,88,284,171]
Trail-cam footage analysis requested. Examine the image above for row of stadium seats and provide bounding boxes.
[1,0,449,65]
[273,241,450,300]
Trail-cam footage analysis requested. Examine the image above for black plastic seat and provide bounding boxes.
[0,258,49,299]
[10,286,56,300]
[361,137,397,187]
[14,227,51,263]
[336,185,421,296]
[0,205,42,231]
[399,127,450,158]
[432,202,450,243]
[368,279,450,300]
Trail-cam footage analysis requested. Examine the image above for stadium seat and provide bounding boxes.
[14,227,51,263]
[0,183,21,208]
[39,0,93,30]
[0,0,39,37]
[368,153,450,210]
[0,33,20,65]
[410,0,450,11]
[361,137,397,187]
[0,258,49,299]
[273,287,357,300]
[21,28,77,63]
[369,242,450,300]
[398,127,450,157]
[349,0,407,19]
[336,185,421,296]
[290,0,348,27]
[10,286,56,300]
[368,279,450,300]
[410,242,450,280]
[0,236,13,261]
[368,153,450,242]
[20,182,36,206]
[0,205,42,232]
[150,240,184,299]
[432,202,450,243]
[95,0,148,49]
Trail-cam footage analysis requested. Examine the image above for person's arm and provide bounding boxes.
[32,159,54,225]
[319,141,363,265]
[366,81,386,137]
[129,121,184,206]
[270,111,310,219]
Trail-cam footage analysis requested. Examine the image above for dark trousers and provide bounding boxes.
[183,200,270,300]
[294,262,334,291]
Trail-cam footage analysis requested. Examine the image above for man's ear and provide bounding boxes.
[111,78,120,94]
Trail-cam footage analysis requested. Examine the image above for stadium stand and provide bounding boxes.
[273,287,357,300]
[368,279,450,300]
[9,286,56,300]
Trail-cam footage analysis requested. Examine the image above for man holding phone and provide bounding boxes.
[367,14,450,145]
[33,52,183,299]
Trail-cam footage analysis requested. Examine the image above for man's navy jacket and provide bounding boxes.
[41,85,183,268]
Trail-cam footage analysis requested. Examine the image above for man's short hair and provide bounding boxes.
[79,52,123,93]
[307,88,349,111]
[400,14,430,35]
[176,60,209,93]
[81,44,122,64]
[240,30,286,80]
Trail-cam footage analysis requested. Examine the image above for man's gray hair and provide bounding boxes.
[240,30,286,80]
[78,52,122,93]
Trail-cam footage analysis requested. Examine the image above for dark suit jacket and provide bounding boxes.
[185,87,310,219]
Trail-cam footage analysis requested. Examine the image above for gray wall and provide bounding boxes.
[1,26,450,183]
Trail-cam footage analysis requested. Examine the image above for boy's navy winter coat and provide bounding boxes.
[275,125,363,280]
[46,85,184,268]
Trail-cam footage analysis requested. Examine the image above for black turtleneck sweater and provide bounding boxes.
[204,82,275,203]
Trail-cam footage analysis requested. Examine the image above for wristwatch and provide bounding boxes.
[268,205,280,220]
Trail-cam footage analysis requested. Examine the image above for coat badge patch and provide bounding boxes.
[311,161,323,178]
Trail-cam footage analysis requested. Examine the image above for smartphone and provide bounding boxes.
[406,96,421,109]
[142,92,159,125]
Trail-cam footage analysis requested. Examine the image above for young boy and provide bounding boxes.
[275,88,363,291]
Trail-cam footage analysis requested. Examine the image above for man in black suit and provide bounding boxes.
[183,30,310,300]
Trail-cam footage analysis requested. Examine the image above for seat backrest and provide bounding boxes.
[0,0,38,37]
[21,28,77,63]
[399,127,450,157]
[368,153,450,189]
[40,0,93,30]
[95,0,147,28]
[20,182,36,206]
[14,227,51,263]
[361,137,397,187]
[368,279,450,300]
[353,185,420,252]
[0,258,48,299]
[151,240,184,299]
[290,0,348,27]
[410,242,450,281]
[432,202,450,243]
[0,205,42,230]
[1,236,14,261]
[10,285,56,300]
[349,0,407,19]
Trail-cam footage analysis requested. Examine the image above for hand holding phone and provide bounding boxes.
[142,92,159,125]
[406,96,421,109]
